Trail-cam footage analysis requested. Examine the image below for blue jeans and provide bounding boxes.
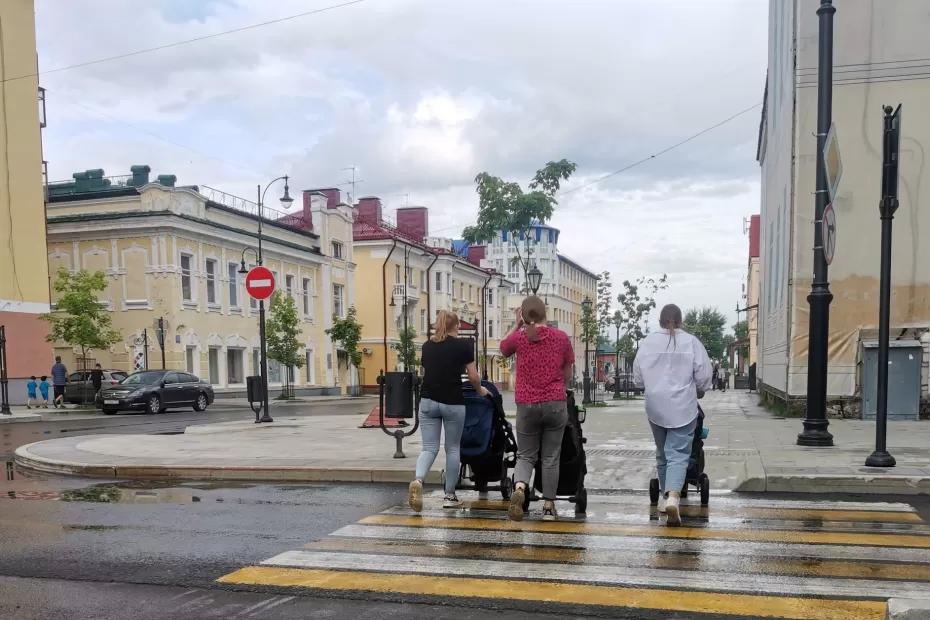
[415,398,466,495]
[649,417,697,494]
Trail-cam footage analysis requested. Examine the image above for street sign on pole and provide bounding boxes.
[823,122,843,203]
[822,202,837,265]
[245,266,275,301]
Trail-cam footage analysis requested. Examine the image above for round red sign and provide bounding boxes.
[245,266,276,300]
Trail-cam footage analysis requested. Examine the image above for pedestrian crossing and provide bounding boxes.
[218,493,930,619]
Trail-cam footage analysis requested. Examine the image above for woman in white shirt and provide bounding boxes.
[633,304,712,526]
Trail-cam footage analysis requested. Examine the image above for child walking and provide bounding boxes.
[39,376,50,408]
[26,376,38,409]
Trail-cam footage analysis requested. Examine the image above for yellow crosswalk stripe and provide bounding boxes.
[219,566,887,620]
[360,513,930,548]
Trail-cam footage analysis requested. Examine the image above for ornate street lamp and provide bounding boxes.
[527,264,543,295]
[581,296,593,404]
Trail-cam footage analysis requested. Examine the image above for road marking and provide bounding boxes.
[307,537,930,582]
[219,566,886,620]
[360,514,930,548]
[332,523,930,564]
[584,495,918,513]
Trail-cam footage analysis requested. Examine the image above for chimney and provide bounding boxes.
[156,174,177,187]
[467,245,486,266]
[305,187,341,209]
[297,190,316,231]
[396,206,429,241]
[129,165,151,187]
[356,196,382,223]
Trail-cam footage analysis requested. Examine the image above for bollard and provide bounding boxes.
[378,370,420,458]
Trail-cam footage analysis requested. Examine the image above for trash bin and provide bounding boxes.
[246,375,265,403]
[382,371,416,419]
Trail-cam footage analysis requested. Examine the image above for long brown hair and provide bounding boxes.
[659,303,683,350]
[430,309,459,342]
[521,296,547,343]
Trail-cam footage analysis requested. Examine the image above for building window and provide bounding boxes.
[508,259,519,279]
[186,346,196,374]
[488,319,494,339]
[285,274,294,298]
[333,284,345,318]
[395,265,402,284]
[208,347,220,385]
[180,254,193,301]
[408,267,415,287]
[302,278,312,317]
[228,263,239,307]
[420,309,427,334]
[306,350,315,384]
[331,241,344,259]
[446,273,452,294]
[435,271,442,292]
[226,349,244,384]
[487,288,494,306]
[205,259,217,305]
[268,359,282,383]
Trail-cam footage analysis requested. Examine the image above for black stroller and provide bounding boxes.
[449,380,517,499]
[649,405,710,507]
[521,389,588,514]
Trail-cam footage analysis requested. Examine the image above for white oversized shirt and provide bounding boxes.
[633,329,713,429]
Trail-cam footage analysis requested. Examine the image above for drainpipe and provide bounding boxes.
[382,239,398,372]
[424,250,440,339]
[480,272,493,380]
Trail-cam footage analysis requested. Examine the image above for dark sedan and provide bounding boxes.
[97,370,214,415]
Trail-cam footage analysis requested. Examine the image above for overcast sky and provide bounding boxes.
[36,0,768,330]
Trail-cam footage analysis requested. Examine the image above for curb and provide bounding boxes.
[887,598,930,620]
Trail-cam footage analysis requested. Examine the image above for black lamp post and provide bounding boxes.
[238,175,293,424]
[613,320,622,399]
[581,296,593,404]
[527,264,543,296]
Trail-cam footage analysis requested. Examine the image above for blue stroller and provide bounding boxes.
[447,380,517,499]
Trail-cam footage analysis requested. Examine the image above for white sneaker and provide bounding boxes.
[665,493,681,526]
[657,493,667,513]
[442,494,463,509]
[408,479,423,512]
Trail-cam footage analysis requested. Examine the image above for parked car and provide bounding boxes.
[65,369,128,404]
[97,370,214,415]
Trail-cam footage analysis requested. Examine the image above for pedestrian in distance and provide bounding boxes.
[409,310,489,512]
[711,362,719,391]
[633,304,712,526]
[501,296,575,522]
[26,376,38,409]
[90,363,104,400]
[51,356,68,409]
[39,376,50,408]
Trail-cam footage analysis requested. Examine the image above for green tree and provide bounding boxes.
[392,326,419,371]
[463,159,576,281]
[683,307,728,359]
[615,275,669,350]
[266,291,304,398]
[41,267,121,404]
[579,297,598,353]
[326,306,363,387]
[596,271,612,336]
[733,320,749,360]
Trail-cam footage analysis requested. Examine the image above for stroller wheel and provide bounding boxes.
[575,488,587,514]
[649,478,660,506]
[501,477,513,500]
[699,473,710,506]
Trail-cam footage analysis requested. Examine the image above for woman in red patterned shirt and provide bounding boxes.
[500,295,575,521]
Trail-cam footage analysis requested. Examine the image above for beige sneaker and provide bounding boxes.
[408,479,423,513]
[508,484,526,521]
[657,493,667,513]
[665,492,681,526]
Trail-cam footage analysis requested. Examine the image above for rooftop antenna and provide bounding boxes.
[340,166,363,204]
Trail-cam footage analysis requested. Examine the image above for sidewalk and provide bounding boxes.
[13,391,930,494]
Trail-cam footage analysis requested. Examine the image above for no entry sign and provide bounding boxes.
[245,266,275,300]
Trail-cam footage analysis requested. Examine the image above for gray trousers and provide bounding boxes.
[513,400,567,500]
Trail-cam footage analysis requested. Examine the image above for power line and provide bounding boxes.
[559,102,762,196]
[2,0,367,85]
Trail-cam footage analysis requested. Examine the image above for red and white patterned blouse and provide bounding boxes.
[500,325,574,405]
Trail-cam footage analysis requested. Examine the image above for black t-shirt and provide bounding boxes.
[420,337,475,405]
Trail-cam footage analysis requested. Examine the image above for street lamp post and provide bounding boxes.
[526,264,543,296]
[613,321,621,399]
[154,317,167,369]
[581,296,593,404]
[798,0,836,447]
[239,175,293,424]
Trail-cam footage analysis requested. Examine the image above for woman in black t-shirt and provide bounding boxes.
[409,310,489,511]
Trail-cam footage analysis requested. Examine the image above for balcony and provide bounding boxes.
[391,284,419,306]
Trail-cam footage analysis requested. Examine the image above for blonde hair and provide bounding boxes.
[659,303,683,350]
[430,309,459,342]
[521,296,547,343]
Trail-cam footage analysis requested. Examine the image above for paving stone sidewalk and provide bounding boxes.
[13,391,930,494]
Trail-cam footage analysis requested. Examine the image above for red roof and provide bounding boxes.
[749,214,761,258]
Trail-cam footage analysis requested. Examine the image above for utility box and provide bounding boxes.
[861,340,922,421]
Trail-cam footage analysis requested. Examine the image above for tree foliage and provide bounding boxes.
[733,320,749,359]
[392,326,418,371]
[41,267,121,375]
[579,298,598,351]
[596,271,612,335]
[326,306,363,369]
[614,275,669,346]
[683,307,728,359]
[266,291,304,394]
[462,159,576,277]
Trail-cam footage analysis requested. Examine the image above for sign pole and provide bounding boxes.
[798,0,836,447]
[865,104,901,468]
[245,264,276,423]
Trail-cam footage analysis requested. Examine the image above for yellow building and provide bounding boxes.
[45,168,356,394]
[352,199,512,389]
[0,0,52,401]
